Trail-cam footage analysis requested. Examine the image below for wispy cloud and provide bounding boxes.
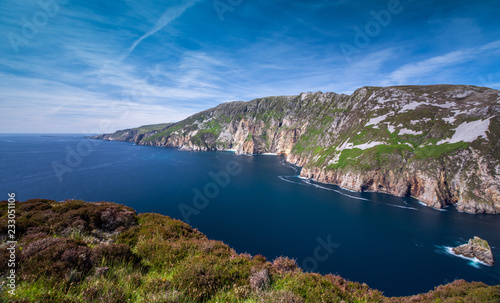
[123,0,201,59]
[385,40,500,85]
[1,0,499,133]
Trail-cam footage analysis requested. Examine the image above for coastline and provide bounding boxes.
[92,137,499,215]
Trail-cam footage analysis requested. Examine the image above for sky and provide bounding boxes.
[1,0,499,133]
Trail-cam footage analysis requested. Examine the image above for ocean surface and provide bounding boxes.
[1,134,499,296]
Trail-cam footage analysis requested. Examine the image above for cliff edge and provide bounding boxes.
[93,85,500,214]
[1,199,499,302]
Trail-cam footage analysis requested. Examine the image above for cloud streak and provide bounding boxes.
[386,40,500,85]
[1,0,500,133]
[123,0,201,60]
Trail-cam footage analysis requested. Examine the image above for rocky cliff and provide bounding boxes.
[453,237,495,266]
[93,85,500,214]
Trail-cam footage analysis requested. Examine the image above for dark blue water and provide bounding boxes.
[1,134,499,296]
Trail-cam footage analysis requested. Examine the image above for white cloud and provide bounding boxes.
[386,40,500,85]
[0,72,200,133]
[124,0,201,59]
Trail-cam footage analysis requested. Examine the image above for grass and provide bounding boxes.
[471,237,491,250]
[143,124,184,142]
[134,123,174,134]
[413,142,469,159]
[2,199,498,302]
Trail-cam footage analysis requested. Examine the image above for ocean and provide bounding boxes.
[1,134,499,296]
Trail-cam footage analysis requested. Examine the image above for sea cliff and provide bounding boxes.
[93,85,500,214]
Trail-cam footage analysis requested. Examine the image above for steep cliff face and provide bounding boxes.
[93,123,173,144]
[94,85,500,214]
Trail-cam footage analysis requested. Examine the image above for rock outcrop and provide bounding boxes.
[452,237,495,266]
[93,85,500,214]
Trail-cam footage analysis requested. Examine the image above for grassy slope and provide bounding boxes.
[136,86,498,170]
[124,86,499,211]
[107,123,174,139]
[1,200,499,303]
[134,123,174,134]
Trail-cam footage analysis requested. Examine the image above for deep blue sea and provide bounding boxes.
[1,134,499,296]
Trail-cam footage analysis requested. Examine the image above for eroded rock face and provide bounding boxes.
[93,85,500,214]
[452,237,495,266]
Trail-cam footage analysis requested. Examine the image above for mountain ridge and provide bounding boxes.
[93,84,500,214]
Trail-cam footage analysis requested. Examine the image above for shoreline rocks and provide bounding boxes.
[452,237,495,266]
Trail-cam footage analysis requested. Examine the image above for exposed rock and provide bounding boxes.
[452,237,495,266]
[92,85,500,214]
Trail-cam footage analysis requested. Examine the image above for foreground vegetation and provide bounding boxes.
[1,199,499,302]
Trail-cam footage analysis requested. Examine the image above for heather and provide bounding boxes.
[1,199,498,302]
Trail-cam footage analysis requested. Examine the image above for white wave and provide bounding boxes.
[302,179,371,201]
[418,201,448,211]
[279,159,300,172]
[261,153,278,156]
[389,204,418,210]
[302,179,418,210]
[442,246,491,268]
[278,176,307,186]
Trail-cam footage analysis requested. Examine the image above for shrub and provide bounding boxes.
[21,238,92,280]
[272,256,299,272]
[142,277,172,294]
[173,259,221,301]
[97,205,137,232]
[136,213,204,241]
[240,253,252,260]
[253,254,267,263]
[257,290,305,303]
[4,199,137,240]
[173,255,249,302]
[115,225,140,247]
[136,239,193,269]
[249,269,270,291]
[91,243,137,265]
[82,284,128,303]
[280,272,345,302]
[19,230,48,245]
[50,201,137,234]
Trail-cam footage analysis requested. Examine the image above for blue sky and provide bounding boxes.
[1,0,499,133]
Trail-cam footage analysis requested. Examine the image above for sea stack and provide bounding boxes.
[452,237,495,266]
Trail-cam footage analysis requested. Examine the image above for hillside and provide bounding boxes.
[93,85,500,214]
[1,199,499,302]
[95,123,174,142]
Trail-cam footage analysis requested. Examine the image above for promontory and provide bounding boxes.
[93,85,500,214]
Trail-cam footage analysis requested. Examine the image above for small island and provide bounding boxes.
[453,237,495,266]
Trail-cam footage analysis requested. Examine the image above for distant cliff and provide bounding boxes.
[93,85,500,214]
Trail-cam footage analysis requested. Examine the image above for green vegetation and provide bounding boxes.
[327,148,364,170]
[413,142,469,159]
[471,237,491,250]
[134,123,174,134]
[1,199,499,303]
[93,85,499,213]
[144,123,185,142]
